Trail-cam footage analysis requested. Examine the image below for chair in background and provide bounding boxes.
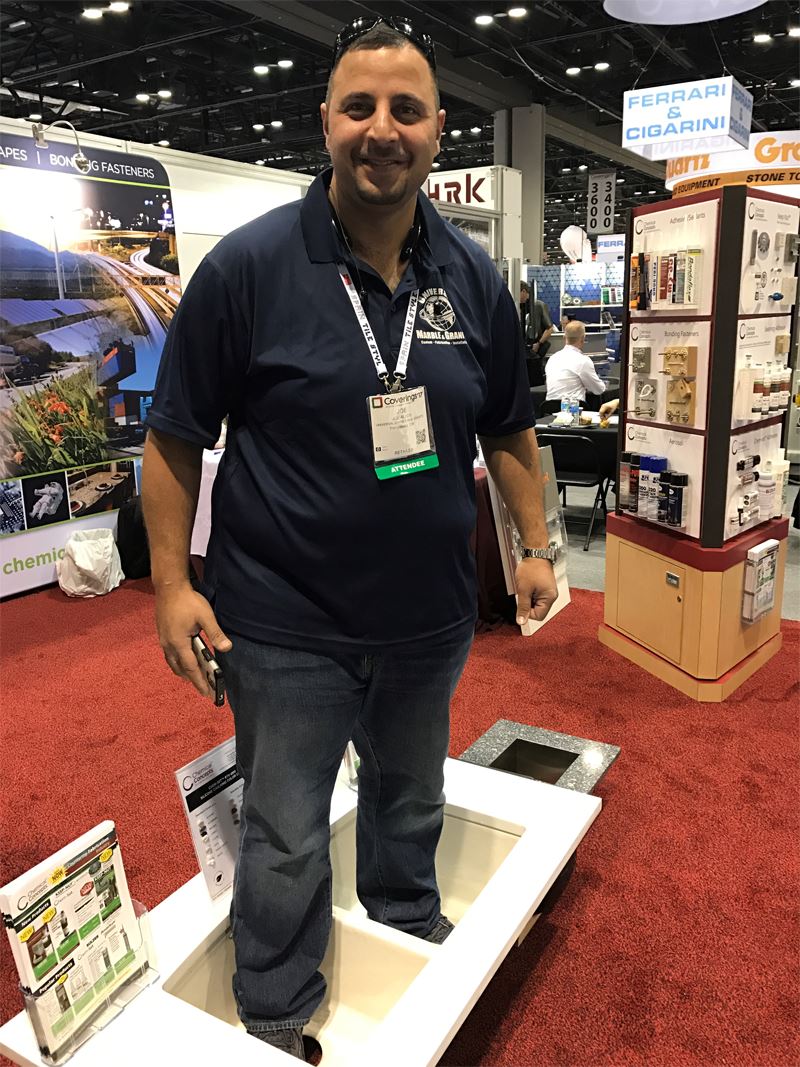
[535,432,610,551]
[538,398,563,417]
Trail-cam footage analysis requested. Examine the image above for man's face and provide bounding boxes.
[321,45,445,210]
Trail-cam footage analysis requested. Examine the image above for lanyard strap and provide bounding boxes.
[338,266,418,392]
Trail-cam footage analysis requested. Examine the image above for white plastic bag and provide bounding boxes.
[56,528,124,598]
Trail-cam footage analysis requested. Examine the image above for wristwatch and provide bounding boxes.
[520,543,558,563]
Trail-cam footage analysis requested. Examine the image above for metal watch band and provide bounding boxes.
[520,544,558,562]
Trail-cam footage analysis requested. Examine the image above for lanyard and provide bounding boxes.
[338,266,418,393]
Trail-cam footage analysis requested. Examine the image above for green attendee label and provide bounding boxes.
[375,453,440,480]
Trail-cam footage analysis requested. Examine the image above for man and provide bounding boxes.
[519,280,553,387]
[545,320,605,404]
[142,16,557,1061]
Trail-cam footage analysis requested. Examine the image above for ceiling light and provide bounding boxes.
[431,162,441,169]
[136,92,150,102]
[253,64,270,75]
[255,159,265,166]
[566,66,581,75]
[471,126,482,134]
[82,7,104,18]
[753,32,771,42]
[451,128,462,137]
[617,177,625,183]
[277,59,293,69]
[791,77,800,87]
[578,164,588,171]
[561,166,571,173]
[789,26,800,36]
[270,119,283,128]
[475,14,494,25]
[595,61,610,70]
[635,190,642,195]
[648,189,657,194]
[252,123,265,131]
[157,139,170,146]
[157,88,172,99]
[508,6,527,15]
[108,1,130,10]
[28,112,42,121]
[9,19,28,29]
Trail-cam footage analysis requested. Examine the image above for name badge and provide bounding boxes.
[367,385,439,481]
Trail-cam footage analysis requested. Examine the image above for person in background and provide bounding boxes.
[599,397,620,418]
[142,16,557,1061]
[545,320,605,404]
[519,281,553,387]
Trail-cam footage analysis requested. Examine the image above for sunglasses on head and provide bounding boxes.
[332,16,437,72]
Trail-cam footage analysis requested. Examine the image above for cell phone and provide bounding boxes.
[191,634,225,707]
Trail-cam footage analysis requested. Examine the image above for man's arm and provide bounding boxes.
[141,428,232,696]
[578,354,606,396]
[479,428,558,625]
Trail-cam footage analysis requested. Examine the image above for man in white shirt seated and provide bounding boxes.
[545,321,605,404]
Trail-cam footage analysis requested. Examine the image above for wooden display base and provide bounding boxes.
[598,623,783,702]
[602,515,788,703]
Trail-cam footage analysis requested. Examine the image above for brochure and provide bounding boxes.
[0,821,142,1062]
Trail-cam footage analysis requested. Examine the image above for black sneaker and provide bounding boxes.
[423,915,455,944]
[250,1026,305,1059]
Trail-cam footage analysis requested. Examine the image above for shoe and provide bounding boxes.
[250,1026,305,1059]
[423,915,454,944]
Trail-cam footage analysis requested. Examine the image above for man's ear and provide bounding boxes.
[320,101,329,146]
[435,108,446,154]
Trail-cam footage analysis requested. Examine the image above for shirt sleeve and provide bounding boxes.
[146,257,250,448]
[476,285,535,437]
[578,354,606,396]
[538,300,553,330]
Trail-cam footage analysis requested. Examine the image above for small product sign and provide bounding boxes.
[587,172,616,235]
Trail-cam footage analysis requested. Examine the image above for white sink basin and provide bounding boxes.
[0,759,601,1067]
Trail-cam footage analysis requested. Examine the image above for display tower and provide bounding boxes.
[599,186,798,701]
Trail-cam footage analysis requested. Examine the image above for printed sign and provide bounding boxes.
[666,131,800,197]
[0,130,181,594]
[623,75,752,161]
[587,172,616,235]
[426,166,494,208]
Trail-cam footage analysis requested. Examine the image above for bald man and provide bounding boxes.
[545,321,605,404]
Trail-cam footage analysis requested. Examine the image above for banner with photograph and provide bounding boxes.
[0,132,181,594]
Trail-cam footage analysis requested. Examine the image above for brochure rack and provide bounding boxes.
[600,186,799,701]
[19,902,157,1065]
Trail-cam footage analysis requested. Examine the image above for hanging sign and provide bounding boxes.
[596,233,626,262]
[622,75,752,161]
[665,131,800,197]
[587,171,616,234]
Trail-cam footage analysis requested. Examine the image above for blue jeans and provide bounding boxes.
[220,630,473,1033]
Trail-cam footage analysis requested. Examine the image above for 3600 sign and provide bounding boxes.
[586,171,616,235]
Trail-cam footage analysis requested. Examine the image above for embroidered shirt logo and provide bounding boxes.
[416,288,466,345]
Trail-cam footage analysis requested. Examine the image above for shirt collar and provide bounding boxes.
[300,168,452,268]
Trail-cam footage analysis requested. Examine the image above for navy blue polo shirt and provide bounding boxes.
[147,170,533,651]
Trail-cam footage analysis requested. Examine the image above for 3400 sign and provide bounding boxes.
[586,171,616,234]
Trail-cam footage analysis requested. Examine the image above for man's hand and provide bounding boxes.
[155,583,232,698]
[514,558,558,625]
[530,341,540,353]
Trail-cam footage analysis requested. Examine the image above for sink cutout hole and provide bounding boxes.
[489,739,578,785]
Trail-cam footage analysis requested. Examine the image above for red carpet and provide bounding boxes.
[1,580,798,1067]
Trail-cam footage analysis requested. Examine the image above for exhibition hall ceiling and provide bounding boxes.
[2,0,798,251]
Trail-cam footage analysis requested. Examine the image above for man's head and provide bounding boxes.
[519,281,530,304]
[321,19,445,212]
[564,320,586,349]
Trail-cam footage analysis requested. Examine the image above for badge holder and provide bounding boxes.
[367,385,440,481]
[20,901,157,1065]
